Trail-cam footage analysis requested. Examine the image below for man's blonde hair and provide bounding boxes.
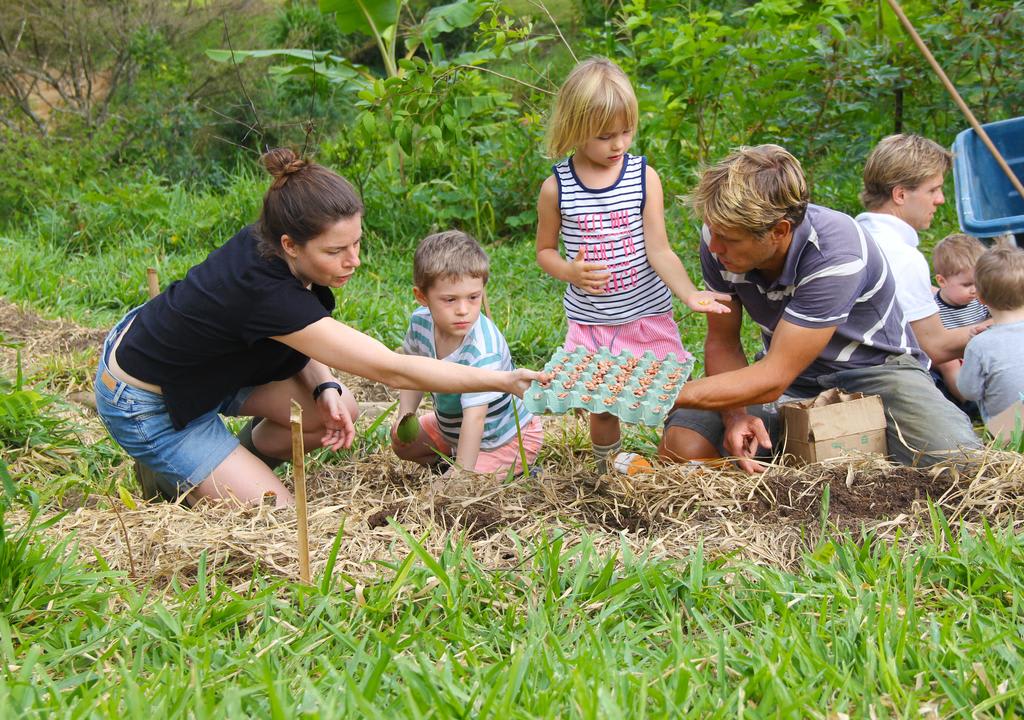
[413,230,489,292]
[687,145,809,235]
[932,233,986,277]
[860,134,952,210]
[975,243,1024,311]
[546,57,639,159]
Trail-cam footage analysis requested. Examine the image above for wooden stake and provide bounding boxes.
[146,268,160,299]
[885,0,1024,202]
[290,399,311,584]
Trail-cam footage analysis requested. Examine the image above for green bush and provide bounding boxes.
[594,0,1024,218]
[316,56,546,244]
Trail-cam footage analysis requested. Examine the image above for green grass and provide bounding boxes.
[2,503,1023,717]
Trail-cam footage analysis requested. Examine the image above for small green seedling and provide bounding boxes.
[396,412,420,444]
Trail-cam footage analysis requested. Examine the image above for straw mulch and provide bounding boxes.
[4,297,1024,593]
[0,298,108,392]
[10,419,1024,593]
[0,299,109,363]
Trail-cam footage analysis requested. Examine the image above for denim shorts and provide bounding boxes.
[94,307,256,497]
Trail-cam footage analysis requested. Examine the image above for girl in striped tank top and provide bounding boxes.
[535,57,731,473]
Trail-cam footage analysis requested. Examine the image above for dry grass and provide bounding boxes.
[10,424,1024,593]
[5,297,1024,593]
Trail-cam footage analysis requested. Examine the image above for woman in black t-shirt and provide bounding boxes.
[94,148,543,506]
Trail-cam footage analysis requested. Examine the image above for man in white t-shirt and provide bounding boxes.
[855,134,985,367]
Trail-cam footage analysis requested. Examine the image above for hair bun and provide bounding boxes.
[261,148,307,182]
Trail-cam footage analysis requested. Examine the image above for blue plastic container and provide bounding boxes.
[952,117,1024,237]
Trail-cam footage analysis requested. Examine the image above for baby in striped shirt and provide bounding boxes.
[931,233,990,408]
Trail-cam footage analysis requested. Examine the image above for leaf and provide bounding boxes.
[0,457,17,509]
[411,0,482,44]
[205,48,331,64]
[359,112,376,135]
[821,15,848,40]
[505,210,536,228]
[362,399,398,440]
[320,518,347,594]
[320,0,400,37]
[117,485,137,511]
[388,520,453,603]
[268,62,364,87]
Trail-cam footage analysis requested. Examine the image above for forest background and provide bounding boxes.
[2,0,1022,366]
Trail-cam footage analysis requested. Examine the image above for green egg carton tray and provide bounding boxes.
[524,347,695,426]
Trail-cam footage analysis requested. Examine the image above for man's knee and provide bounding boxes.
[888,375,980,443]
[658,425,720,463]
[835,359,982,463]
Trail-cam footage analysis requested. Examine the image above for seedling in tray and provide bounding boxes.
[524,347,694,426]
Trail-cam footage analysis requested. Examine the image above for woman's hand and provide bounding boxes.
[316,388,355,451]
[567,247,611,294]
[684,290,733,314]
[507,369,551,398]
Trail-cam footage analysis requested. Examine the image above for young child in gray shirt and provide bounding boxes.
[957,244,1024,422]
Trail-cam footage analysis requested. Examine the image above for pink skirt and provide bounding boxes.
[565,312,691,361]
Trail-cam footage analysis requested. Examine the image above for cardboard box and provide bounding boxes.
[780,389,887,464]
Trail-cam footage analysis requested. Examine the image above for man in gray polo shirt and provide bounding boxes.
[660,145,980,472]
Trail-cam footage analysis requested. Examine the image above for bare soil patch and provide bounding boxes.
[764,464,960,524]
[366,502,406,529]
[433,499,505,540]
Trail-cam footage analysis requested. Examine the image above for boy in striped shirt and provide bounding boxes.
[391,231,543,475]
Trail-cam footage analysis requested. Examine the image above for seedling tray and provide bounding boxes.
[524,347,695,426]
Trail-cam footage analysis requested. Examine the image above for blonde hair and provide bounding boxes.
[413,230,489,292]
[974,243,1024,311]
[687,145,809,235]
[932,233,986,277]
[860,134,952,210]
[546,57,639,159]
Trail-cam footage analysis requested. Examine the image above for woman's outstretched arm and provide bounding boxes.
[275,318,544,397]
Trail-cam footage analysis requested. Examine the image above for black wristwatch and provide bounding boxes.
[312,381,343,402]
